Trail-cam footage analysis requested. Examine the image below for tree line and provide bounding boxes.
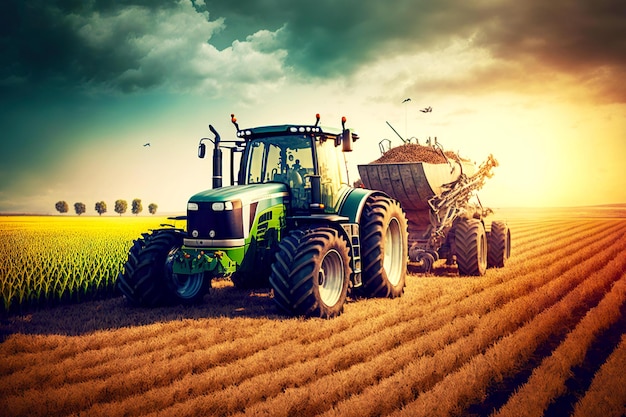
[54,199,158,216]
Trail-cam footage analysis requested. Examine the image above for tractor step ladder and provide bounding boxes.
[343,223,362,287]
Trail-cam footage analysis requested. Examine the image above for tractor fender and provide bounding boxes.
[337,187,391,223]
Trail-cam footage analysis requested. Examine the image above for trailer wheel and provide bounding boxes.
[454,218,487,276]
[269,227,350,318]
[360,196,408,298]
[487,221,511,268]
[117,229,208,306]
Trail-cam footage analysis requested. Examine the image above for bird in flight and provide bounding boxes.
[143,143,150,147]
[402,98,411,103]
[420,106,432,113]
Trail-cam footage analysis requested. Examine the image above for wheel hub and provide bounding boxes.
[317,249,344,307]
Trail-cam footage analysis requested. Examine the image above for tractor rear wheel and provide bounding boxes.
[454,218,487,276]
[487,221,511,268]
[117,229,209,306]
[269,227,350,318]
[360,195,408,297]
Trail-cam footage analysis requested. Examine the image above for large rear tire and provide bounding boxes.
[454,218,487,276]
[117,229,209,306]
[487,221,511,268]
[269,227,351,318]
[360,196,408,297]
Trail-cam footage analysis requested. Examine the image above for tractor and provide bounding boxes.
[117,114,408,318]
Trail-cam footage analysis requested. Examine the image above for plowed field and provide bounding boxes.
[1,208,626,416]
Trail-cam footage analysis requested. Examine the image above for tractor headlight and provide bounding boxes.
[211,201,234,211]
[188,202,199,211]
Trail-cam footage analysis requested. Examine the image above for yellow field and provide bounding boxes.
[0,216,176,313]
[1,209,626,416]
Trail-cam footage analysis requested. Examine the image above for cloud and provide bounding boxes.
[0,0,286,96]
[1,0,624,101]
[472,0,626,102]
[72,3,224,92]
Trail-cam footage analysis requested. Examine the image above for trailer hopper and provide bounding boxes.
[357,146,502,275]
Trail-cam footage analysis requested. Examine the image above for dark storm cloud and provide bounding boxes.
[1,0,625,100]
[200,0,486,76]
[473,0,626,101]
[203,0,626,100]
[0,0,213,93]
[478,1,626,71]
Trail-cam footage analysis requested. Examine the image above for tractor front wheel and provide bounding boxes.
[117,229,209,306]
[269,227,350,318]
[165,247,210,304]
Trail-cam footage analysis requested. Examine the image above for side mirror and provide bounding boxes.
[198,142,206,158]
[342,129,353,152]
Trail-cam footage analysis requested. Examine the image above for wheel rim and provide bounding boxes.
[384,217,403,286]
[505,230,511,261]
[170,272,205,299]
[166,249,205,300]
[478,231,487,271]
[318,249,344,307]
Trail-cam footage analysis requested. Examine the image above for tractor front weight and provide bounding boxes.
[171,248,238,278]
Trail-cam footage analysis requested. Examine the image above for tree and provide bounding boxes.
[148,203,158,215]
[95,201,107,216]
[131,198,143,215]
[74,202,86,216]
[114,199,128,216]
[55,201,69,214]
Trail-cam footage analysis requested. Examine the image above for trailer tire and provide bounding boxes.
[487,221,510,268]
[117,229,208,306]
[360,196,408,298]
[454,218,487,276]
[269,227,350,318]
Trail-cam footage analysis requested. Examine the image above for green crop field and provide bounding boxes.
[0,216,178,313]
[1,208,626,416]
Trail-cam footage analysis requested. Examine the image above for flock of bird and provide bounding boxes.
[403,98,432,113]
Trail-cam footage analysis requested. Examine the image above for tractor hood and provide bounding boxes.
[185,183,289,246]
[188,182,289,206]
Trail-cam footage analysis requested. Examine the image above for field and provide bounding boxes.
[0,216,178,313]
[1,207,626,416]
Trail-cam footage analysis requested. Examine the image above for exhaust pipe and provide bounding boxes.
[209,125,222,189]
[197,125,223,189]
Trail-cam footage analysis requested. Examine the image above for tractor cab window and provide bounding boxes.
[316,136,349,211]
[246,135,315,210]
[246,135,314,185]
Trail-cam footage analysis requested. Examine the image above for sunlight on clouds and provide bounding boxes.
[68,0,290,98]
[68,1,285,96]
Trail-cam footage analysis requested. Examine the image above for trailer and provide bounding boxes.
[358,144,510,275]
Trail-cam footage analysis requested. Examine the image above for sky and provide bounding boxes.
[1,0,625,214]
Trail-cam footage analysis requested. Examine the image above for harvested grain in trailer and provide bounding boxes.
[372,143,462,164]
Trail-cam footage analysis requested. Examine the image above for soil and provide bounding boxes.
[371,144,461,164]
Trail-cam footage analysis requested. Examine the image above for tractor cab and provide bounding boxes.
[230,114,358,215]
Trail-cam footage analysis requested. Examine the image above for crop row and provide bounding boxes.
[1,217,625,416]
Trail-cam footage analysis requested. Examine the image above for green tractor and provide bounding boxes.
[117,114,409,318]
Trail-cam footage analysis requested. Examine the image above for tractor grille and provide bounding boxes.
[187,202,244,240]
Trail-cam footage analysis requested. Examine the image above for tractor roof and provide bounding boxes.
[236,124,343,140]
